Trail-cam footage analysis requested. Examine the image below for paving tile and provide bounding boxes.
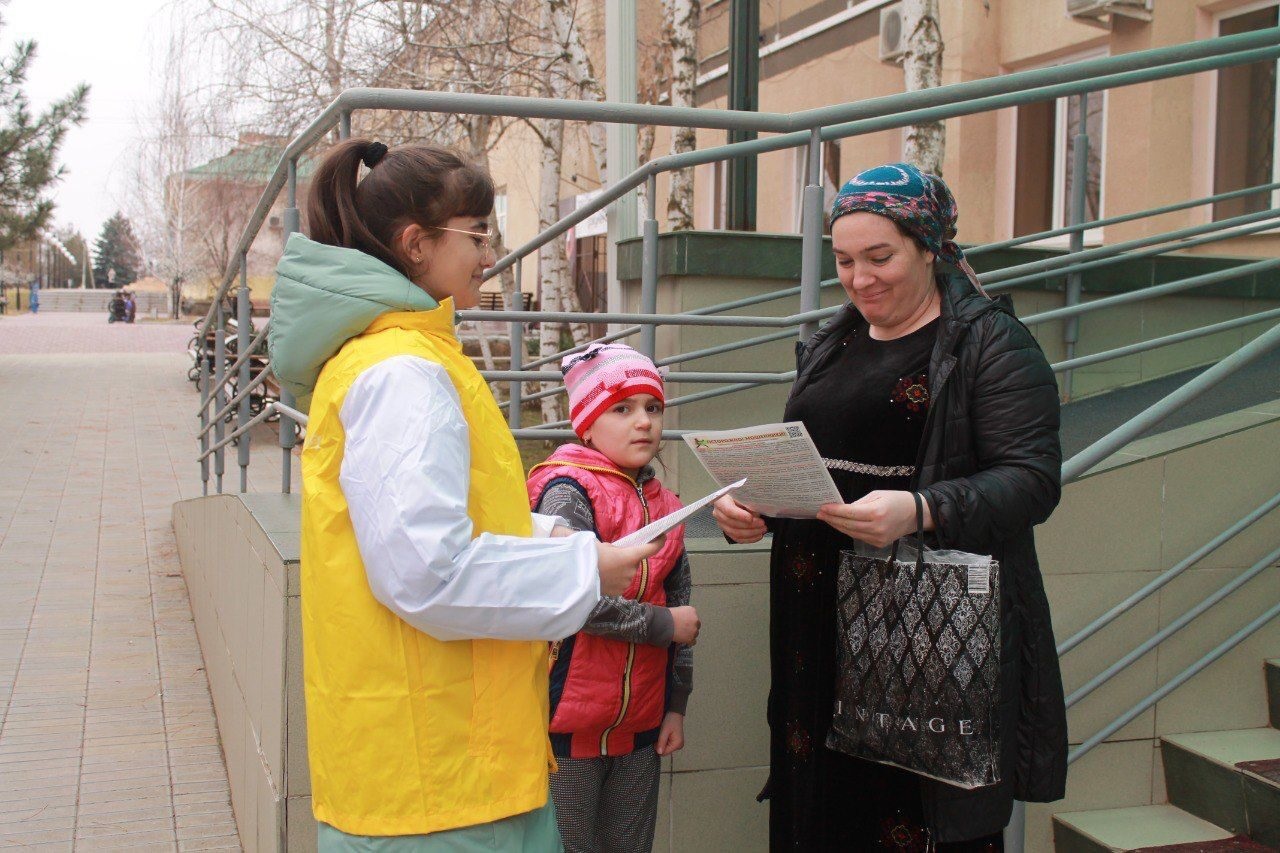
[0,322,295,848]
[74,816,175,838]
[177,836,241,850]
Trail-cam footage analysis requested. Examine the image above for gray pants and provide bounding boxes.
[549,747,660,853]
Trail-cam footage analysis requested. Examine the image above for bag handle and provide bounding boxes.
[885,492,926,577]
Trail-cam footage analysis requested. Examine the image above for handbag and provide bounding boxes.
[826,493,1003,789]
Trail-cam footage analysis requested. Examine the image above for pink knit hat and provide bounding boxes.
[561,343,665,438]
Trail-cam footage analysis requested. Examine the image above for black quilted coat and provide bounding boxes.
[793,272,1069,842]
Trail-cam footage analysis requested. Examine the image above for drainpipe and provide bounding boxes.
[1061,92,1089,402]
[727,0,759,231]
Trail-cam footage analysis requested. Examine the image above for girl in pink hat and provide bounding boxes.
[526,343,701,853]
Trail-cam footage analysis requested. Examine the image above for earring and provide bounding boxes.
[413,256,422,264]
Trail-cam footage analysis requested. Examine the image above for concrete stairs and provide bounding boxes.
[1053,660,1280,851]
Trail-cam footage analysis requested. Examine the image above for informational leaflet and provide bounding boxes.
[683,422,843,518]
[613,479,746,547]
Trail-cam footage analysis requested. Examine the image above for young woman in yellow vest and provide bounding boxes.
[268,139,662,851]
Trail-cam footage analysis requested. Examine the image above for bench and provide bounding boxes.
[478,291,535,312]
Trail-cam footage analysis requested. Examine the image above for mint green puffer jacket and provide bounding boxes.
[268,233,438,408]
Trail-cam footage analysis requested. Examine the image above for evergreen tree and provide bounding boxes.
[93,212,142,287]
[0,28,89,250]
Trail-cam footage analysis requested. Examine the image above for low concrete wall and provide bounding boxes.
[173,402,1280,851]
[34,288,171,315]
[1026,400,1280,853]
[173,492,312,852]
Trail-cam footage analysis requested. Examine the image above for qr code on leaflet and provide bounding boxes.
[785,425,802,438]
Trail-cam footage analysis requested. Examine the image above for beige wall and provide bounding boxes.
[482,0,1280,273]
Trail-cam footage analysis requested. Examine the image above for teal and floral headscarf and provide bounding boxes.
[829,162,988,297]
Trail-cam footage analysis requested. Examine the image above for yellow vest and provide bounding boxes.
[300,300,551,836]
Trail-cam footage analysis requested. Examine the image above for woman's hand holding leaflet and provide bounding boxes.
[712,495,767,544]
[595,538,664,596]
[817,489,934,548]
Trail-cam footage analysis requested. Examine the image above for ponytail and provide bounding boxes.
[306,138,494,276]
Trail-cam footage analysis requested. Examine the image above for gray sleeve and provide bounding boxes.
[534,480,674,647]
[665,550,693,714]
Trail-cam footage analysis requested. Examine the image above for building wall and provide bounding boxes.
[483,0,1280,295]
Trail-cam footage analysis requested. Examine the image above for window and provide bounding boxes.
[1012,90,1105,238]
[1212,4,1278,220]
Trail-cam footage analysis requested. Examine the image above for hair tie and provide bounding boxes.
[361,142,388,169]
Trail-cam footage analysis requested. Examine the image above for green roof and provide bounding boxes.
[185,144,318,182]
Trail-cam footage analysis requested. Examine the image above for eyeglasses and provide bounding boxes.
[432,226,495,251]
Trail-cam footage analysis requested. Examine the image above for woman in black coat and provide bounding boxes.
[714,163,1068,849]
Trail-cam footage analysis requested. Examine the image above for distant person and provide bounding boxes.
[108,290,127,323]
[28,280,39,314]
[123,290,136,323]
[268,138,660,849]
[527,344,699,853]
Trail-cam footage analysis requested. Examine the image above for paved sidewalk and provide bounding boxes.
[0,315,288,850]
[0,313,196,355]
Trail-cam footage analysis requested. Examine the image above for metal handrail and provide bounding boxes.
[1058,492,1280,656]
[481,369,795,385]
[194,34,1280,430]
[495,200,1278,401]
[509,279,843,374]
[507,206,1277,390]
[1050,309,1280,374]
[484,38,1280,284]
[196,30,1280,329]
[657,330,798,367]
[982,207,1280,289]
[197,322,270,418]
[198,368,274,439]
[199,403,282,462]
[492,254,1279,408]
[987,214,1280,293]
[970,180,1280,256]
[186,35,1280,852]
[1062,320,1280,483]
[1067,542,1280,709]
[1022,257,1280,327]
[1070,597,1280,764]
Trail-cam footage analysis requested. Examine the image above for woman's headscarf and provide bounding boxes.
[829,162,988,297]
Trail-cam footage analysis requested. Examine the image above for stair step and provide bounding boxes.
[1265,659,1280,729]
[1053,804,1245,852]
[1161,728,1280,848]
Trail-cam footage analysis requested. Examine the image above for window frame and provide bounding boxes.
[1209,0,1280,217]
[1005,47,1110,248]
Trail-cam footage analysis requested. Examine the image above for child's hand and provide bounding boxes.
[655,712,685,756]
[670,605,701,645]
[712,495,767,543]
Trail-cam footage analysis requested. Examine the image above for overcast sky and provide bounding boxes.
[6,0,175,241]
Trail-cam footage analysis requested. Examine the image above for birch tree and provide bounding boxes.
[550,0,607,180]
[127,16,214,317]
[662,0,700,230]
[902,0,945,175]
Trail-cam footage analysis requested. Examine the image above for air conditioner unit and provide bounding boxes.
[879,2,906,65]
[1067,0,1152,22]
